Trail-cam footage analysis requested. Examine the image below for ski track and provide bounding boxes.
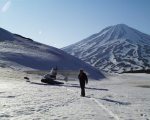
[91,98,120,120]
[65,85,120,120]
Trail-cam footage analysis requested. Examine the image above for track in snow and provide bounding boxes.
[91,98,120,120]
[65,85,121,120]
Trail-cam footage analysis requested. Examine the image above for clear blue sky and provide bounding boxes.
[0,0,150,48]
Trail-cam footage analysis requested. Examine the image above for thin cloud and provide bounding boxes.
[1,0,11,13]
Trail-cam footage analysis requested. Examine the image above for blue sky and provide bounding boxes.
[0,0,150,48]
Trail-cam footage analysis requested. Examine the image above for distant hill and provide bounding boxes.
[63,24,150,73]
[0,27,105,80]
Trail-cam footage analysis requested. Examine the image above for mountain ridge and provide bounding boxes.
[0,27,105,80]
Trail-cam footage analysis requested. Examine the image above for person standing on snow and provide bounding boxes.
[78,69,88,97]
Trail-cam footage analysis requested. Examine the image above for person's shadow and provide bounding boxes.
[84,96,131,105]
[29,82,130,106]
[100,98,131,105]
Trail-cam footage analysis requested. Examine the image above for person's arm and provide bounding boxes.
[84,73,88,84]
[78,74,80,79]
[86,77,88,84]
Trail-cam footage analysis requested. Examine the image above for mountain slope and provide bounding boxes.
[0,28,104,80]
[63,24,150,73]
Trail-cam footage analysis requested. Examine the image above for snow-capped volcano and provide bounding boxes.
[63,24,150,73]
[0,28,104,80]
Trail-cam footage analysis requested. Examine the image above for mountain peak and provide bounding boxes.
[114,23,128,27]
[111,24,134,32]
[112,24,131,31]
[95,24,150,45]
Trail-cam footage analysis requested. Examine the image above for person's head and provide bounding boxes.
[80,69,84,73]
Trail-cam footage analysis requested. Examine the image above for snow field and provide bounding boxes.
[0,68,150,120]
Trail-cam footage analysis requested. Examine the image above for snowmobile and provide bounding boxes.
[41,67,64,85]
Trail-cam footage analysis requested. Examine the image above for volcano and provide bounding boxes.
[63,24,150,73]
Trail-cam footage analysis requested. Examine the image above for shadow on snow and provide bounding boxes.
[29,82,130,105]
[29,82,108,91]
[101,98,131,105]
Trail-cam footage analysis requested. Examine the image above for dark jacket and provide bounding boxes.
[78,72,88,87]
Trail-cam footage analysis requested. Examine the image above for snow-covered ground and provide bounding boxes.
[0,68,150,120]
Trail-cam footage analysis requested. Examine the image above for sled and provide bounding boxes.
[41,78,64,85]
[41,67,64,85]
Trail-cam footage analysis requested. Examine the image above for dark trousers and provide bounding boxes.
[80,84,85,96]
